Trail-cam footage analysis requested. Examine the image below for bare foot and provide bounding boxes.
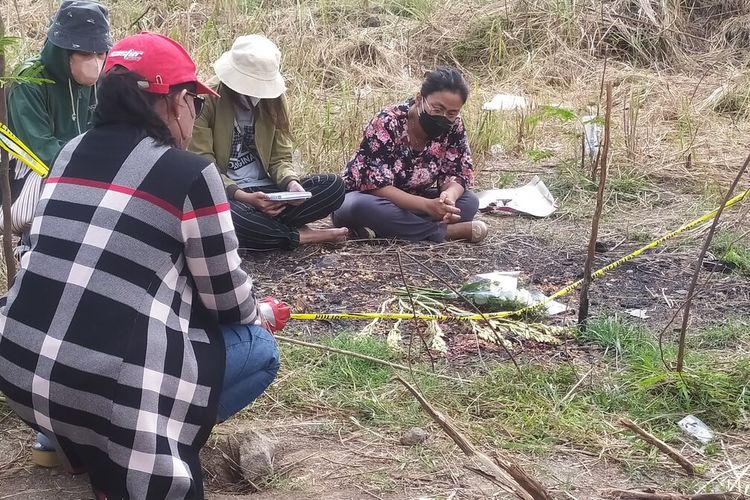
[299,227,348,245]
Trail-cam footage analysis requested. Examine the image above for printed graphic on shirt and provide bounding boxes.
[227,123,272,188]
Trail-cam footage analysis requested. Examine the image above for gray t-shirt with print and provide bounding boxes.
[227,103,274,189]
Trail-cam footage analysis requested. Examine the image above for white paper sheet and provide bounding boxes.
[477,176,558,217]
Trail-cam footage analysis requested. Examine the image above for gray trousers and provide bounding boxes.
[331,189,479,242]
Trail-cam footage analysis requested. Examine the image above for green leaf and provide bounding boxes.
[584,116,606,126]
[537,105,576,122]
[0,76,55,88]
[459,281,485,293]
[0,36,19,50]
[1,61,53,88]
[523,105,577,128]
[12,61,45,78]
[526,148,554,162]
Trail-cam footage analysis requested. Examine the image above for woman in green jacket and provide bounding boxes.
[3,0,112,467]
[3,0,112,237]
[190,35,347,250]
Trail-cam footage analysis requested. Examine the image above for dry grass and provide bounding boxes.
[4,0,750,186]
[2,1,750,495]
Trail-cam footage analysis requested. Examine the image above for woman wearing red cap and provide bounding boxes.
[0,33,287,499]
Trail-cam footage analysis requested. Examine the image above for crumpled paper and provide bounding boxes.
[477,176,557,217]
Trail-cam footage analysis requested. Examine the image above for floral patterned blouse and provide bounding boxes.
[342,101,474,194]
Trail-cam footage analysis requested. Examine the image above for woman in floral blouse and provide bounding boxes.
[332,66,487,243]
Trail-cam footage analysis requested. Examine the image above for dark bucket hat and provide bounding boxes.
[47,0,113,54]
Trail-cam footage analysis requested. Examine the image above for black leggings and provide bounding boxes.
[230,173,345,251]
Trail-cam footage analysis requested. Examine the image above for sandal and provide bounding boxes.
[470,220,489,243]
[31,447,62,468]
[349,226,376,240]
[31,432,62,468]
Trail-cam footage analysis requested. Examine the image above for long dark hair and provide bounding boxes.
[420,66,470,104]
[93,67,195,146]
[260,98,291,139]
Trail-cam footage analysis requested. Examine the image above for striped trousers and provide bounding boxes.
[230,173,345,251]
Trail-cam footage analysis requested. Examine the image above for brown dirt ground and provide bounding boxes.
[2,167,749,498]
[4,1,750,497]
[3,410,749,499]
[245,201,750,339]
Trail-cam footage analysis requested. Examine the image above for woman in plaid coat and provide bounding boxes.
[0,33,287,499]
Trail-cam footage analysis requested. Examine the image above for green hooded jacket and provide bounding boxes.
[7,40,96,168]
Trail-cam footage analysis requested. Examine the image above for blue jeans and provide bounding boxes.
[217,324,280,422]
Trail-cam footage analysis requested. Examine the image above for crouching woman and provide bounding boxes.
[0,33,286,499]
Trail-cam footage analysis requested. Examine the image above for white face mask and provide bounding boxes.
[236,94,261,109]
[69,52,106,86]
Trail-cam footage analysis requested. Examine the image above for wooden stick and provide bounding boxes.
[394,373,550,500]
[675,150,750,371]
[396,250,437,373]
[128,5,153,29]
[0,12,18,287]
[619,418,697,476]
[274,335,465,383]
[592,54,608,181]
[608,490,746,500]
[578,82,612,330]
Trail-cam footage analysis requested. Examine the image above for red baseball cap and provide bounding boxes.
[104,32,218,96]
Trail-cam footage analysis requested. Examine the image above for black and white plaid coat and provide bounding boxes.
[0,124,259,499]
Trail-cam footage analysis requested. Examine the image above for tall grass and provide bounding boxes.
[6,0,750,182]
[580,316,750,430]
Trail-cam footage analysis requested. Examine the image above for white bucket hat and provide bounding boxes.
[213,35,287,99]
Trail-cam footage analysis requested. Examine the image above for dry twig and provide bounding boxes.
[675,151,750,371]
[0,12,18,286]
[608,490,746,500]
[274,335,465,383]
[394,373,550,500]
[396,250,437,373]
[400,252,521,373]
[619,418,697,475]
[579,82,612,329]
[592,54,608,181]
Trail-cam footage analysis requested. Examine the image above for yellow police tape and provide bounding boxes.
[291,187,750,322]
[0,122,50,178]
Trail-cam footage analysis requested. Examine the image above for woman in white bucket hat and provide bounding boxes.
[191,35,347,250]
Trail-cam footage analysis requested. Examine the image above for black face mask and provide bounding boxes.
[418,102,453,138]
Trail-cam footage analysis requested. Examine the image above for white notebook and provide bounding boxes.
[266,191,313,202]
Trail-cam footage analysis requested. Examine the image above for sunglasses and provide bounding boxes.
[185,91,205,118]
